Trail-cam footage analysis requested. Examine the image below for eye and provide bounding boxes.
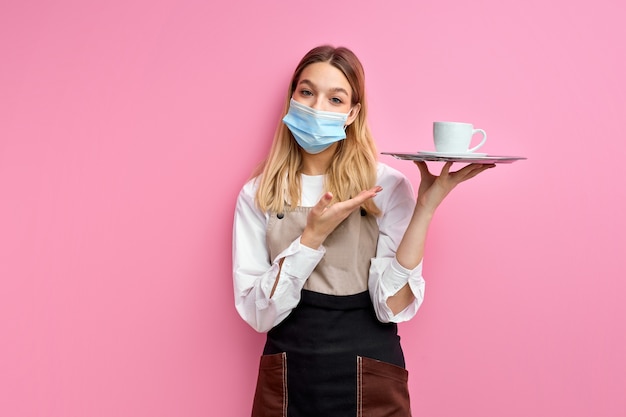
[299,89,313,96]
[330,97,343,104]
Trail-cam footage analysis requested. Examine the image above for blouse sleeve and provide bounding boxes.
[368,164,426,323]
[232,179,325,333]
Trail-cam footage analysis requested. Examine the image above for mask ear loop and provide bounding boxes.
[345,101,363,129]
[344,106,356,130]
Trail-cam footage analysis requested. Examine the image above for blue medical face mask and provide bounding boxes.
[282,99,351,154]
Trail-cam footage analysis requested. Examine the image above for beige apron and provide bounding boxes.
[266,207,378,295]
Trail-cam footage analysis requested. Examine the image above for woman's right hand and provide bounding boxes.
[300,186,382,249]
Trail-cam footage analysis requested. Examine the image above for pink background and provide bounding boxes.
[2,0,625,416]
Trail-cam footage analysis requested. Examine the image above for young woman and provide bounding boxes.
[233,45,493,417]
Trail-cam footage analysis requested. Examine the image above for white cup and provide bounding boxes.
[433,121,487,153]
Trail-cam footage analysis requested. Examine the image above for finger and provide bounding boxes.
[456,164,495,181]
[312,192,334,214]
[328,187,381,217]
[320,191,333,204]
[453,163,488,175]
[466,163,495,174]
[350,186,382,206]
[440,161,454,176]
[414,161,431,177]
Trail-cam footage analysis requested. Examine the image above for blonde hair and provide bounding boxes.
[253,45,380,216]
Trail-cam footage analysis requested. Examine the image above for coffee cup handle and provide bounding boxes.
[468,129,487,153]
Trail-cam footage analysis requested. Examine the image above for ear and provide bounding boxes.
[345,103,361,127]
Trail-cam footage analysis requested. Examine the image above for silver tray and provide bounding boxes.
[381,151,527,164]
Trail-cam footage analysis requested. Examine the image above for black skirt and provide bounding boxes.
[253,290,411,417]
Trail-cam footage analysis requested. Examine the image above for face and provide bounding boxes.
[292,62,361,125]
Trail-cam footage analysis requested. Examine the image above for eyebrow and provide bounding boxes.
[298,79,349,96]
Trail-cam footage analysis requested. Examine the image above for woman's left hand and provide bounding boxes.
[300,186,382,249]
[414,161,495,213]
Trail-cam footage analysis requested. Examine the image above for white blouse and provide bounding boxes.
[232,162,425,333]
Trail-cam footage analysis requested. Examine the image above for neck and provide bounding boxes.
[300,143,338,175]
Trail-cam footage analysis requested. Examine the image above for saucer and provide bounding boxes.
[418,150,488,158]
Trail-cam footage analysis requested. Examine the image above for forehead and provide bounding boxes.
[297,62,351,92]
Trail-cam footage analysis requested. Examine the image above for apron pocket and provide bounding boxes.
[357,356,411,417]
[252,352,288,417]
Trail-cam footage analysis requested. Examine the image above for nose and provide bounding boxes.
[310,97,324,111]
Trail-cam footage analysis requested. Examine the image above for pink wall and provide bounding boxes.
[1,1,625,416]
